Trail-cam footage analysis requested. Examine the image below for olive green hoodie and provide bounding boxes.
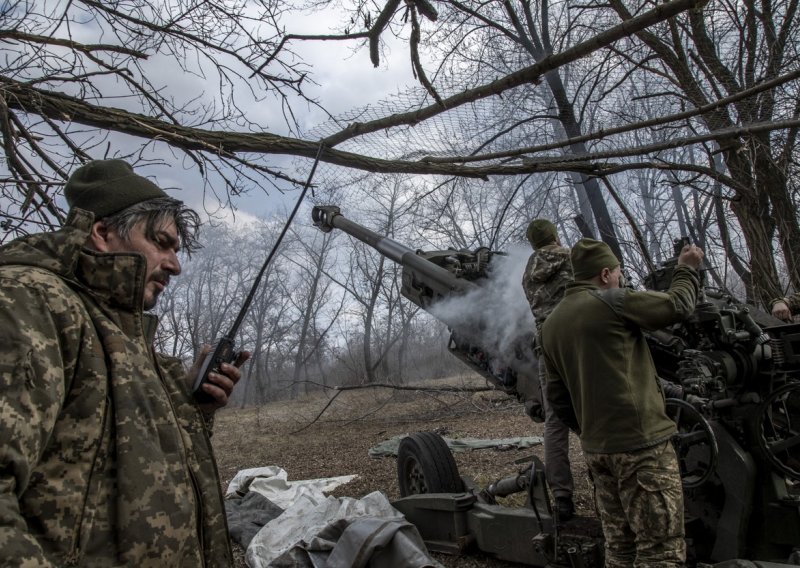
[0,210,232,566]
[540,265,700,453]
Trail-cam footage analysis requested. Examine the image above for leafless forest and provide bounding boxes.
[1,1,799,402]
[3,3,800,565]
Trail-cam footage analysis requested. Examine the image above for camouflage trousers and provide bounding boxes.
[538,360,574,499]
[585,440,685,568]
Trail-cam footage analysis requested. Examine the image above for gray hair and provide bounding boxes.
[101,197,202,255]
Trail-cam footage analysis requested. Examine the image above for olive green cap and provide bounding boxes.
[526,218,558,248]
[571,238,620,280]
[64,159,168,218]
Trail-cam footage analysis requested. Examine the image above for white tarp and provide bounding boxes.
[226,466,358,509]
[228,467,442,568]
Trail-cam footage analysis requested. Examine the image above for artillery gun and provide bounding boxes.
[312,205,542,415]
[642,238,800,563]
[312,206,800,567]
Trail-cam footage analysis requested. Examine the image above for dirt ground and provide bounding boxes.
[212,375,595,567]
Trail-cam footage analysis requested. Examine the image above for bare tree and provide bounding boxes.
[425,0,624,255]
[1,0,729,239]
[5,0,800,325]
[282,225,340,397]
[606,0,800,304]
[0,0,317,235]
[155,223,254,358]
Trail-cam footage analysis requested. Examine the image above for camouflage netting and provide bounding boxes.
[299,74,799,196]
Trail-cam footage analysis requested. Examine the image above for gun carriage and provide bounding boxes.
[312,205,800,567]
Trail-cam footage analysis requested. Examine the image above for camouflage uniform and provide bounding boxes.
[541,264,701,567]
[522,243,574,501]
[0,209,233,567]
[585,441,684,567]
[522,244,573,326]
[769,294,800,318]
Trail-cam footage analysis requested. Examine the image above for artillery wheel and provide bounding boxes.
[397,432,463,497]
[666,399,718,489]
[754,381,800,481]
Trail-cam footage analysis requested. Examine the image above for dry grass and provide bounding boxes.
[212,375,594,567]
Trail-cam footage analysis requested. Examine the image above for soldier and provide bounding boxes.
[521,218,575,520]
[540,238,703,567]
[771,294,800,322]
[0,159,247,566]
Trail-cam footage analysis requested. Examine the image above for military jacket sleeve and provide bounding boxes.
[156,353,215,431]
[770,292,800,315]
[0,273,71,566]
[787,293,800,315]
[613,265,700,330]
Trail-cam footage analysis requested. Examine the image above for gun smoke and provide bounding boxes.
[429,244,536,374]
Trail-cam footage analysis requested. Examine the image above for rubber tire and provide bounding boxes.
[397,432,463,497]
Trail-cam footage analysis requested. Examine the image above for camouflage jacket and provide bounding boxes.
[521,244,573,331]
[770,293,800,315]
[0,210,232,567]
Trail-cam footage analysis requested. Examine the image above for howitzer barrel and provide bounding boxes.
[312,205,474,301]
[312,204,540,413]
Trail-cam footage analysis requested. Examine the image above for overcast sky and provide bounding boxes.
[1,5,423,232]
[146,10,421,226]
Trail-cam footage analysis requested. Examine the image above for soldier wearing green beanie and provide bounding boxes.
[64,158,170,218]
[570,238,620,281]
[0,158,248,566]
[521,218,576,520]
[526,218,558,249]
[540,237,704,567]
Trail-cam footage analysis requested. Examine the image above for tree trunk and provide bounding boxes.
[362,255,386,383]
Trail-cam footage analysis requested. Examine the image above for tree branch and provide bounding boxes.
[323,0,703,147]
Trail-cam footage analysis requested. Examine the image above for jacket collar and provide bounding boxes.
[1,208,149,313]
[565,280,600,296]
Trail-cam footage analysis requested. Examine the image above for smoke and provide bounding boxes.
[428,243,536,364]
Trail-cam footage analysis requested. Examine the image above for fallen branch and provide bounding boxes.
[289,379,503,432]
[290,389,343,434]
[300,379,497,393]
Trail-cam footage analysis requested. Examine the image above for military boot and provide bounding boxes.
[554,496,575,521]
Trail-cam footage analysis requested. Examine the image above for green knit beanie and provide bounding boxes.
[526,219,558,248]
[64,159,168,218]
[571,238,620,280]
